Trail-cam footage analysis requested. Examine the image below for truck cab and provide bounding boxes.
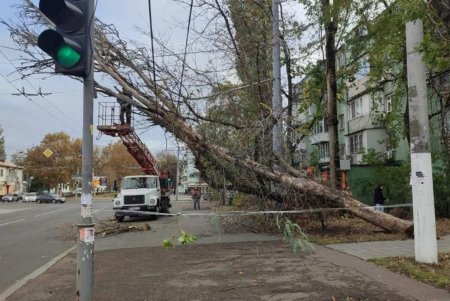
[113,175,171,222]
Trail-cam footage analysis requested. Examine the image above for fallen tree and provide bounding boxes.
[3,0,413,235]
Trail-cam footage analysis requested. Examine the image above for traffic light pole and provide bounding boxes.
[77,0,95,299]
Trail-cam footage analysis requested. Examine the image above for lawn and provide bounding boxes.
[369,253,450,292]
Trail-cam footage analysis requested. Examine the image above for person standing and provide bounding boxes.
[117,88,132,125]
[373,184,386,212]
[192,188,201,210]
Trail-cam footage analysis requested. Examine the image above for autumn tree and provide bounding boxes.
[156,152,177,180]
[25,132,81,191]
[95,141,142,189]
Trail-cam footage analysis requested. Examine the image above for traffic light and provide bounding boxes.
[37,0,91,77]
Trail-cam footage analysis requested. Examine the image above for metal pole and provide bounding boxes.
[272,0,283,158]
[77,0,95,299]
[405,19,438,264]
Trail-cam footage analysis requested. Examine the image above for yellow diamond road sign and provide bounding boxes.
[43,148,53,158]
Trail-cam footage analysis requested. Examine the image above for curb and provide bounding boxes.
[0,244,76,301]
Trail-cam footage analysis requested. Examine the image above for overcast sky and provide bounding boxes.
[0,0,193,160]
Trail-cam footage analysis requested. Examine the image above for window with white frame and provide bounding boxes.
[318,143,329,159]
[385,94,392,113]
[349,98,363,119]
[338,114,344,129]
[313,117,328,135]
[349,133,363,153]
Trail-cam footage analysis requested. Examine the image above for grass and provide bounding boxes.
[369,253,450,292]
[303,216,450,245]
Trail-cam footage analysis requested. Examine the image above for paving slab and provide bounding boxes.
[6,241,450,301]
[327,235,450,260]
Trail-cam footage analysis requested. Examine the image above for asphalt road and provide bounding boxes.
[0,199,114,293]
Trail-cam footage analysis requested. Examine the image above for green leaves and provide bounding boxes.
[276,215,314,254]
[178,231,198,245]
[162,231,197,249]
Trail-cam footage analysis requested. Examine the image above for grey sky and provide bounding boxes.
[0,0,192,160]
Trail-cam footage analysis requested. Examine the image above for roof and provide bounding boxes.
[0,161,24,169]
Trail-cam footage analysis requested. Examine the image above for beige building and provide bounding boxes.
[0,162,24,195]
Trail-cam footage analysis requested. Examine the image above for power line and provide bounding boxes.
[0,71,81,135]
[178,0,194,104]
[0,49,82,130]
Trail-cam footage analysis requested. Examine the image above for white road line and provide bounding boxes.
[0,244,76,300]
[0,219,26,227]
[93,205,109,213]
[34,206,76,218]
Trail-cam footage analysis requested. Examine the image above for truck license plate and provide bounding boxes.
[127,207,140,211]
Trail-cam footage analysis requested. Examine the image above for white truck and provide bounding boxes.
[113,175,172,222]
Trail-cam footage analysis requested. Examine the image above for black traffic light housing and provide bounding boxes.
[37,0,91,77]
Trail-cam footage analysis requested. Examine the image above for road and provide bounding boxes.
[0,199,113,293]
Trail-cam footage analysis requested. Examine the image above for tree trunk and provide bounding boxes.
[323,0,340,188]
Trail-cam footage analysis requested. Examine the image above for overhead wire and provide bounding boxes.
[0,71,81,135]
[178,0,195,105]
[0,48,82,131]
[148,0,158,111]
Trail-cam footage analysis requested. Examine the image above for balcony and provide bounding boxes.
[310,132,329,144]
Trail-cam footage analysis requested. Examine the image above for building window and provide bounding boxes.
[350,133,363,153]
[313,117,328,135]
[338,114,344,129]
[318,143,329,159]
[385,94,392,113]
[0,169,3,177]
[354,56,370,80]
[349,98,363,119]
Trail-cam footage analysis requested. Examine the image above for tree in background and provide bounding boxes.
[0,125,6,162]
[25,132,80,192]
[156,152,177,180]
[95,141,142,190]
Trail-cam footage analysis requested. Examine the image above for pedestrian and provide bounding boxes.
[192,188,201,210]
[117,88,132,125]
[373,184,386,212]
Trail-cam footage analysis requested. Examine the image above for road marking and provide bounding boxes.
[0,244,76,300]
[0,208,31,215]
[0,219,26,227]
[34,206,76,218]
[93,205,109,213]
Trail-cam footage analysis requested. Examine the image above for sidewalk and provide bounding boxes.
[4,200,450,301]
[326,235,450,259]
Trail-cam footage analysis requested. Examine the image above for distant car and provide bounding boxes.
[2,194,20,202]
[36,193,66,204]
[23,192,38,202]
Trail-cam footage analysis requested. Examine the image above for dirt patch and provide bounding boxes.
[219,208,450,245]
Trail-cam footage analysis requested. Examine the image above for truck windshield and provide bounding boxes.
[123,177,157,189]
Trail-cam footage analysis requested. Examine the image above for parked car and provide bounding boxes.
[2,194,20,202]
[23,192,38,202]
[36,193,66,204]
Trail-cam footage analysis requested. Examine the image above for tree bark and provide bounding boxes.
[323,0,340,188]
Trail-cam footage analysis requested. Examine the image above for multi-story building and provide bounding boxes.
[294,54,449,203]
[0,162,24,195]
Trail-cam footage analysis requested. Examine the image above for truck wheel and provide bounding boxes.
[115,215,125,222]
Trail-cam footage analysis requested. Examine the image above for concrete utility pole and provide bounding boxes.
[77,0,95,299]
[405,20,438,264]
[272,0,283,158]
[175,141,180,202]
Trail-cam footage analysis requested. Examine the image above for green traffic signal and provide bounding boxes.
[56,45,81,68]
